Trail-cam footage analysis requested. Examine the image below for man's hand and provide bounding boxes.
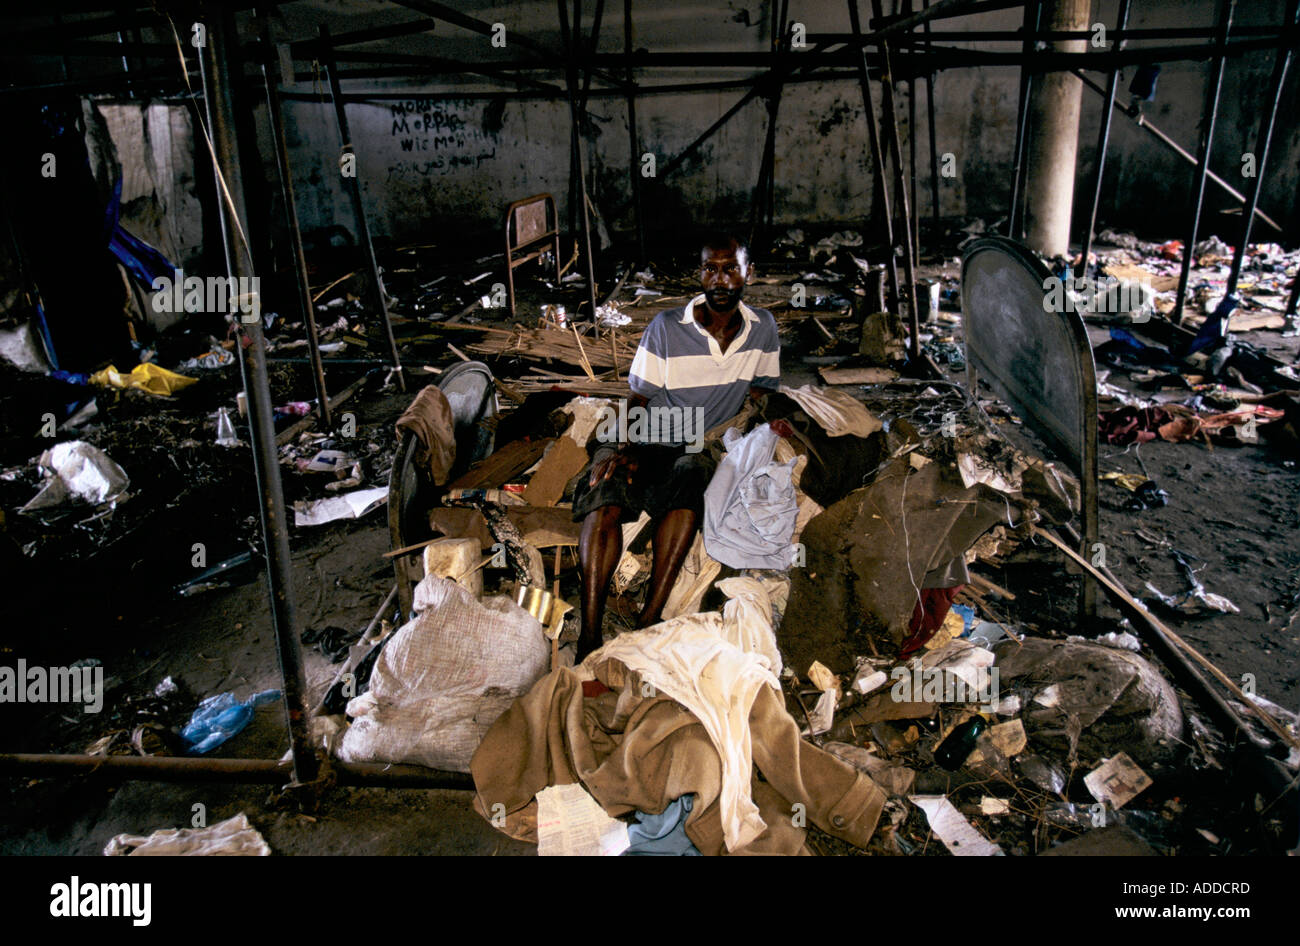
[590,443,641,487]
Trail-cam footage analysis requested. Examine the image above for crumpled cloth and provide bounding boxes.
[625,794,701,855]
[703,424,798,570]
[396,385,456,485]
[779,384,882,438]
[578,579,782,851]
[104,812,270,856]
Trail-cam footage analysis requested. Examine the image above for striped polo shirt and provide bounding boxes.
[628,294,781,437]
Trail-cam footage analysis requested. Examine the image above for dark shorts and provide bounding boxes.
[571,444,718,523]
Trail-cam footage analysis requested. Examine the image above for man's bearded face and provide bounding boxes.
[700,245,749,311]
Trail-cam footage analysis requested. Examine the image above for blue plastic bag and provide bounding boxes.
[181,689,281,755]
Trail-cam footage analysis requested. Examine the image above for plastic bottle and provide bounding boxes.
[215,407,239,447]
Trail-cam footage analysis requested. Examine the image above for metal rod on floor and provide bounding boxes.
[1077,0,1131,276]
[848,0,901,314]
[1172,0,1237,325]
[319,25,406,389]
[258,10,331,429]
[0,753,473,789]
[1225,0,1298,301]
[1007,0,1042,239]
[871,0,920,360]
[201,3,318,787]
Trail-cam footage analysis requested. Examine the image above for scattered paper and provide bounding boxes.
[807,660,839,694]
[1084,752,1152,810]
[293,486,388,526]
[984,718,1027,757]
[536,783,629,857]
[1033,684,1061,708]
[910,795,1004,856]
[980,797,1011,816]
[807,689,838,735]
[957,452,1025,494]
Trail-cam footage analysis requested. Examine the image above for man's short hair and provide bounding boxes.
[700,232,749,272]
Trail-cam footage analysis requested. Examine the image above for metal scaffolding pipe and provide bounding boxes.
[319,25,407,389]
[258,11,331,429]
[1072,69,1283,233]
[871,0,921,359]
[1077,0,1132,273]
[1173,0,1237,325]
[1007,0,1042,239]
[623,0,646,264]
[560,0,602,321]
[1225,0,1299,300]
[848,0,902,313]
[0,753,473,789]
[200,3,318,787]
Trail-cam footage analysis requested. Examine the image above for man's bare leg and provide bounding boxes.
[577,505,624,661]
[637,507,698,628]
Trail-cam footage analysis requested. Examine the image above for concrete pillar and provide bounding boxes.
[1024,0,1092,257]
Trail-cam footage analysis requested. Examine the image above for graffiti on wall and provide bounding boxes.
[384,100,499,180]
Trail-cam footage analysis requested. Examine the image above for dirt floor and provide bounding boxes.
[2,229,1297,856]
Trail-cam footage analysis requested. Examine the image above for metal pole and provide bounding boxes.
[848,0,902,314]
[1077,0,1132,275]
[871,0,921,360]
[560,0,601,321]
[907,1,920,265]
[199,4,317,787]
[319,25,406,389]
[1172,0,1237,325]
[258,11,331,429]
[1225,0,1298,300]
[623,0,646,264]
[1008,0,1042,238]
[923,0,941,246]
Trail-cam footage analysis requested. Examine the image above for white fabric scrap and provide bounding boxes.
[910,795,1004,856]
[536,783,630,856]
[779,384,882,438]
[104,813,270,856]
[293,486,388,526]
[583,580,781,852]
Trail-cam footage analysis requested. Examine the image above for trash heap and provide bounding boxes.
[299,312,1299,853]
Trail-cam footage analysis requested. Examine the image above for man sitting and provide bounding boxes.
[572,233,781,661]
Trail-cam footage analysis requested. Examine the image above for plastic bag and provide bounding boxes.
[181,689,281,754]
